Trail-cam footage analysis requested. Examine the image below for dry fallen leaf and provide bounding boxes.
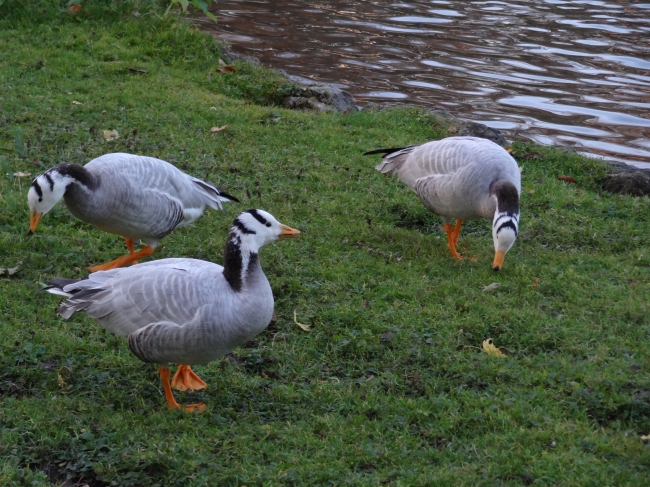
[68,5,82,14]
[14,172,31,177]
[72,100,82,105]
[103,129,119,141]
[482,338,506,357]
[0,261,22,276]
[483,282,501,292]
[127,67,147,74]
[532,278,539,288]
[641,433,650,442]
[294,310,310,331]
[217,66,236,73]
[558,175,577,184]
[210,125,228,133]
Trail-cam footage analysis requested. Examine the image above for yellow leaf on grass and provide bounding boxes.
[14,172,31,177]
[0,261,22,276]
[482,338,506,357]
[294,310,310,331]
[210,125,228,133]
[103,129,119,141]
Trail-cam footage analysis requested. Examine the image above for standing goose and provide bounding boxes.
[27,152,239,271]
[365,136,520,270]
[42,209,300,412]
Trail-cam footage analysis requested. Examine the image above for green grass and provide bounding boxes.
[1,3,650,486]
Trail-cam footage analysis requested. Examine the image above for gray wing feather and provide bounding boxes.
[374,137,520,220]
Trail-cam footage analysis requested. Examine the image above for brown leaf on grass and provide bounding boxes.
[293,310,310,331]
[483,282,501,292]
[217,66,236,73]
[14,172,31,177]
[210,125,228,133]
[482,338,506,357]
[126,67,147,74]
[68,5,82,13]
[532,278,539,288]
[102,129,119,141]
[558,176,577,184]
[448,125,458,133]
[0,261,22,276]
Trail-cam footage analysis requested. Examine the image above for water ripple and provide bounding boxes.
[198,0,650,166]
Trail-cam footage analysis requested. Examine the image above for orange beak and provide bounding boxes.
[492,250,506,271]
[278,224,300,238]
[28,210,43,235]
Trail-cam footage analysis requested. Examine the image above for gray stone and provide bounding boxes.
[281,84,359,113]
[457,122,507,147]
[601,162,650,196]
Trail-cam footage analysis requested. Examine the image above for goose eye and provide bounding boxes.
[38,197,43,202]
[266,222,271,227]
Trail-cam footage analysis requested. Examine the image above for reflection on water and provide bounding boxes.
[195,0,650,168]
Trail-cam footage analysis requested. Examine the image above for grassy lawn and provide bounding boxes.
[1,3,649,486]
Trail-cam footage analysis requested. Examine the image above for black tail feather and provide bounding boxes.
[362,147,408,157]
[216,190,240,203]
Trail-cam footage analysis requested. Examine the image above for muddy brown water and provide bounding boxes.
[194,1,650,169]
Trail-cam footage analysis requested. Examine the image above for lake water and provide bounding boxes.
[195,1,650,168]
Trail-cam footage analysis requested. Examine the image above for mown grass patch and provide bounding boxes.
[1,3,650,486]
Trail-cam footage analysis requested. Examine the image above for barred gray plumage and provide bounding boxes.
[42,210,300,411]
[367,136,521,270]
[27,152,239,270]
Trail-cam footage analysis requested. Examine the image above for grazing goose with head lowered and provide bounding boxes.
[365,136,520,270]
[28,152,239,271]
[42,209,300,412]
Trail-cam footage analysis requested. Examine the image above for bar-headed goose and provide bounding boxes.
[366,136,520,270]
[28,153,239,271]
[42,209,300,412]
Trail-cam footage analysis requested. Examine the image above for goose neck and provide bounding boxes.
[222,232,261,292]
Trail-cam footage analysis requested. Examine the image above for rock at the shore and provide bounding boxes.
[282,85,359,113]
[457,122,507,147]
[601,163,650,196]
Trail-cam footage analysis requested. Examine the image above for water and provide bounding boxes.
[194,1,650,168]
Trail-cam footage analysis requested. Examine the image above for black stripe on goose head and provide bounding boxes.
[232,218,256,235]
[490,180,519,215]
[246,209,272,227]
[44,172,54,190]
[50,163,99,190]
[496,220,518,236]
[31,179,43,200]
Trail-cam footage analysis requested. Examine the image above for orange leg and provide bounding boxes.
[159,367,206,413]
[171,364,207,392]
[88,245,155,272]
[443,223,463,260]
[124,238,139,265]
[452,220,463,245]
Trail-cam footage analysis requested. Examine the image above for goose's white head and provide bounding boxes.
[27,168,78,234]
[232,209,301,252]
[490,181,520,271]
[224,209,300,292]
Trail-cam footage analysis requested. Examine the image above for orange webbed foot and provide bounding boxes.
[443,224,463,260]
[88,245,155,272]
[159,367,207,413]
[171,365,207,392]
